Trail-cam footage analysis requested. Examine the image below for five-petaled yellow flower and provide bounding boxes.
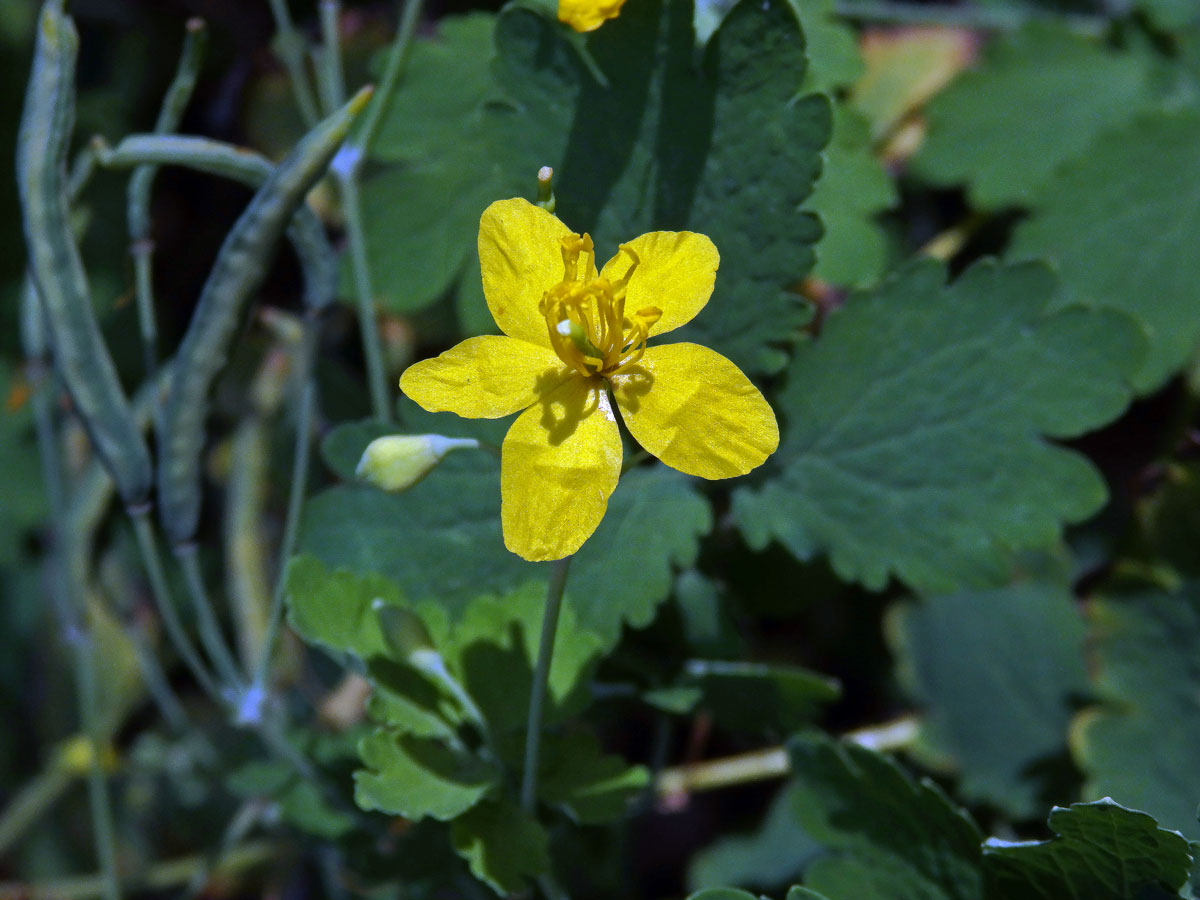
[399,198,779,562]
[557,0,627,32]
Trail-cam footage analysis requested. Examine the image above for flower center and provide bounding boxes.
[540,233,662,377]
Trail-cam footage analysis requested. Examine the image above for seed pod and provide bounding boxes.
[97,134,337,310]
[16,0,153,507]
[156,86,372,547]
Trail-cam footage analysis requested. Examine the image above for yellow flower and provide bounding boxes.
[399,198,779,562]
[558,0,626,32]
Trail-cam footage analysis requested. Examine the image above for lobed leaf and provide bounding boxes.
[733,259,1144,593]
[303,410,711,648]
[786,733,984,900]
[886,579,1089,818]
[1010,109,1200,392]
[982,799,1192,900]
[1071,582,1200,840]
[451,799,550,895]
[361,0,829,374]
[354,730,498,821]
[913,24,1154,210]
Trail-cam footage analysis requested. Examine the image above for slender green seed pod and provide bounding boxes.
[16,1,153,508]
[156,86,372,547]
[96,134,337,310]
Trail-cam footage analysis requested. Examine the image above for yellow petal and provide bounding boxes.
[610,343,778,479]
[479,198,579,347]
[599,231,719,338]
[501,377,623,561]
[557,0,627,31]
[400,335,571,418]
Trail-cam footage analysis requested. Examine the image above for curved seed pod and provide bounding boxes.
[157,86,371,547]
[97,134,337,310]
[16,0,153,507]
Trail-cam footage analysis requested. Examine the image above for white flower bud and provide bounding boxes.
[356,434,480,492]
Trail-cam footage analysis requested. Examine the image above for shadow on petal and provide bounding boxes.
[609,365,654,414]
[533,374,601,447]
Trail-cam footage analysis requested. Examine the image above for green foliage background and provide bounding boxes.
[8,0,1200,898]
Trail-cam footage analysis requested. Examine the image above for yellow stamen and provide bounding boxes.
[540,235,661,377]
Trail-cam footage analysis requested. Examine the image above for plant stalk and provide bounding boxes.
[28,372,121,900]
[252,316,318,691]
[267,0,321,126]
[520,555,573,812]
[129,509,223,705]
[177,545,245,690]
[328,0,426,423]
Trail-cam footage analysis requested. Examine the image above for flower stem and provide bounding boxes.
[178,545,245,690]
[267,0,321,127]
[0,766,73,854]
[128,509,223,705]
[329,0,426,423]
[75,644,121,900]
[28,371,120,900]
[252,317,318,691]
[336,173,391,422]
[317,1,346,117]
[520,555,573,813]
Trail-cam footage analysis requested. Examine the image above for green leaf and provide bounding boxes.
[285,555,399,661]
[912,24,1154,210]
[433,582,605,736]
[642,685,703,714]
[789,0,862,93]
[808,105,895,288]
[302,410,710,646]
[886,580,1089,819]
[1072,583,1200,840]
[688,782,822,892]
[352,14,513,314]
[365,656,464,740]
[363,0,829,373]
[654,0,829,374]
[786,889,833,900]
[566,466,712,649]
[688,891,760,900]
[354,730,497,821]
[226,757,357,840]
[733,259,1143,593]
[982,799,1192,900]
[537,731,649,824]
[1009,109,1200,392]
[285,556,468,738]
[451,799,550,895]
[786,733,984,900]
[673,569,744,657]
[683,660,840,735]
[287,551,603,738]
[369,14,498,164]
[297,473,523,619]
